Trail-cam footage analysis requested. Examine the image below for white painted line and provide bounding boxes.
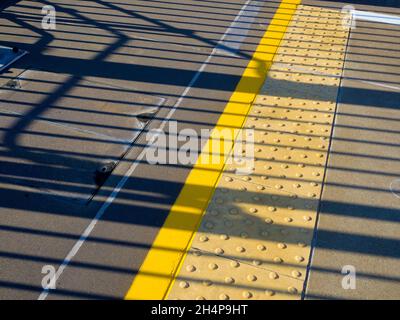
[361,80,400,92]
[390,179,400,199]
[38,0,257,300]
[0,47,28,72]
[353,10,400,25]
[215,0,261,56]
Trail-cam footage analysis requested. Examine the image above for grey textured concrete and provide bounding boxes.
[0,0,280,299]
[305,0,400,300]
[2,0,399,301]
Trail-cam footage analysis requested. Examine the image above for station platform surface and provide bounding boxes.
[0,0,399,300]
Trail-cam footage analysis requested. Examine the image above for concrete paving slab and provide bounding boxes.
[305,1,400,300]
[0,67,165,203]
[0,0,275,299]
[0,69,164,141]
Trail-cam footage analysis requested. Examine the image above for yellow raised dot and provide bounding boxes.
[269,272,279,280]
[219,294,229,300]
[257,244,267,251]
[220,234,229,240]
[202,280,212,287]
[208,263,218,270]
[186,265,196,272]
[199,235,209,242]
[265,290,275,296]
[247,275,257,282]
[288,287,298,294]
[225,277,235,284]
[292,270,302,278]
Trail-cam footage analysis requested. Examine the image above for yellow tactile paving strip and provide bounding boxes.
[168,5,350,300]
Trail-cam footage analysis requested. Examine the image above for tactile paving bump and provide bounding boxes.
[168,5,349,300]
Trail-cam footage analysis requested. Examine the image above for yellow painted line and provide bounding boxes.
[125,0,301,300]
[168,4,350,300]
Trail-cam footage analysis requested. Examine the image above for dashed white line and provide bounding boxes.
[361,80,400,92]
[215,0,262,57]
